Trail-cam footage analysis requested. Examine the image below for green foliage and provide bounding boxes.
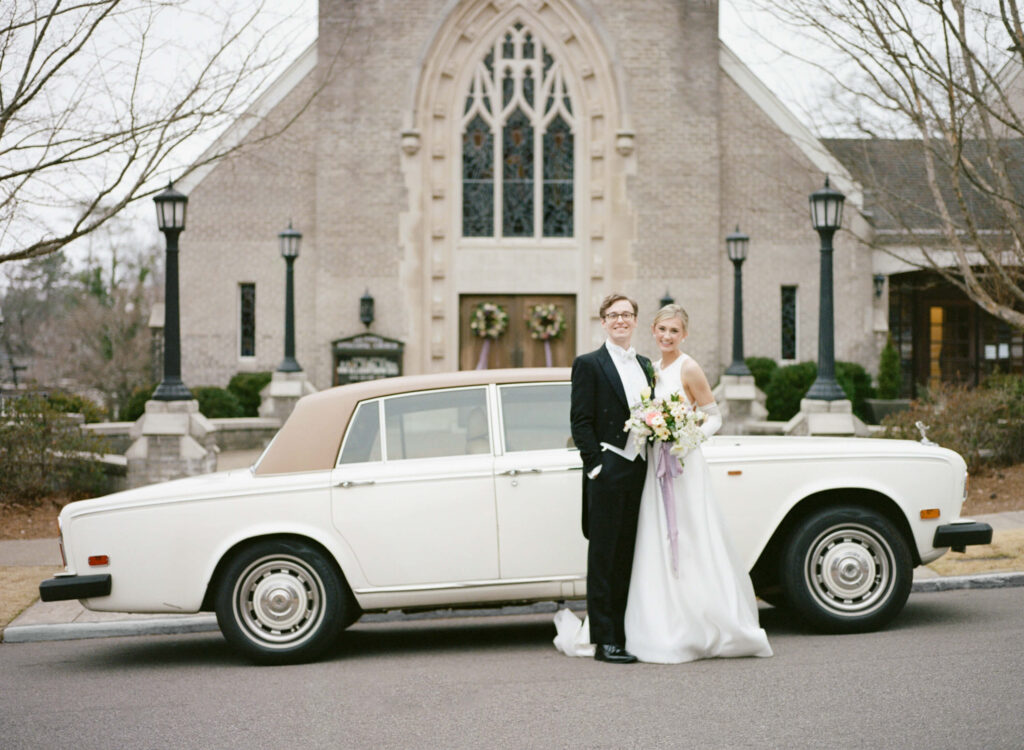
[45,390,107,423]
[881,375,1024,471]
[765,361,817,421]
[744,357,778,393]
[835,361,876,422]
[194,386,244,418]
[764,360,875,422]
[0,392,112,506]
[877,336,902,399]
[121,384,156,422]
[228,371,272,417]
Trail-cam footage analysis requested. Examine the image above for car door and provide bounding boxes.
[492,382,586,580]
[330,387,499,587]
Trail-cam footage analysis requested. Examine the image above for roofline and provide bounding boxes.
[719,41,863,209]
[178,41,318,194]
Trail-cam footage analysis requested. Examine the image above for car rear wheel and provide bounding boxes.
[215,539,350,664]
[780,506,912,634]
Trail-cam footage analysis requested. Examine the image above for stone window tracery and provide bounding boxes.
[461,22,575,239]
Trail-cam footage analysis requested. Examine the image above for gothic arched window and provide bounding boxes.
[462,23,575,239]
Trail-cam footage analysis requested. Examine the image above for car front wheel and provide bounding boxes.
[780,506,912,633]
[215,539,350,664]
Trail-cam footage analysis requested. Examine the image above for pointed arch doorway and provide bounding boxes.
[460,294,576,369]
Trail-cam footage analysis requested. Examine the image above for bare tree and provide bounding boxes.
[751,0,1024,329]
[0,0,321,265]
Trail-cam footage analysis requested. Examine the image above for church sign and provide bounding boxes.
[331,334,404,385]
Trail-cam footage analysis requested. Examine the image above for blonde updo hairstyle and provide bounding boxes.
[652,303,689,334]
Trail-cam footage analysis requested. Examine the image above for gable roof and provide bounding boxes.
[824,138,1024,234]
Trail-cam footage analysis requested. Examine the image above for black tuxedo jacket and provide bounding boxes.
[570,345,653,537]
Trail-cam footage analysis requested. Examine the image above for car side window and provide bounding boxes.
[338,400,382,465]
[384,388,490,460]
[499,383,573,452]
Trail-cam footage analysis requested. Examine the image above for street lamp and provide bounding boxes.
[152,182,192,401]
[277,222,303,372]
[805,176,847,401]
[724,225,752,376]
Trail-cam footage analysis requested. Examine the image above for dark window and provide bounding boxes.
[502,108,534,237]
[781,286,797,360]
[239,283,255,357]
[338,400,382,464]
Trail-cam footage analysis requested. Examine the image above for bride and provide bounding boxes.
[555,304,772,663]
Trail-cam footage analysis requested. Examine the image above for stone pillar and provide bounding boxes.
[258,370,317,422]
[125,399,218,488]
[712,374,768,435]
[784,398,870,437]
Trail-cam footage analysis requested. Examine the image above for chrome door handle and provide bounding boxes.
[500,468,542,477]
[336,479,376,489]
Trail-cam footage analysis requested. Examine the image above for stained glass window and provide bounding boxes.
[240,283,256,357]
[781,286,797,360]
[503,109,533,236]
[462,115,493,237]
[460,22,575,240]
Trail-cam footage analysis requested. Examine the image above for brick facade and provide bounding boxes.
[178,0,881,390]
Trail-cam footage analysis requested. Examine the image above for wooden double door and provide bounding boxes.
[459,294,576,370]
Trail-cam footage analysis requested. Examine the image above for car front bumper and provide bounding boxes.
[39,574,112,602]
[933,522,993,553]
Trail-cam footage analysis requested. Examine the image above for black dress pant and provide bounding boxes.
[586,451,646,647]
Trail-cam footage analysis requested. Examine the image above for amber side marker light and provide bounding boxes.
[920,509,941,520]
[727,470,742,476]
[88,555,110,567]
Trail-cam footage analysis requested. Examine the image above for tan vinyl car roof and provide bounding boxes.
[254,367,572,475]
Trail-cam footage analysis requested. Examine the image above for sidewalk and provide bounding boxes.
[3,512,1024,644]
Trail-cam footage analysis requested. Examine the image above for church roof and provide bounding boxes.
[823,138,1024,234]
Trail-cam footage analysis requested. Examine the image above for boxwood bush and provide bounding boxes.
[193,386,244,418]
[744,356,778,393]
[764,360,876,422]
[228,371,273,417]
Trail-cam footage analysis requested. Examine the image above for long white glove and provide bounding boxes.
[696,401,722,439]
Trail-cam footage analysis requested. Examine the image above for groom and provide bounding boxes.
[570,293,652,664]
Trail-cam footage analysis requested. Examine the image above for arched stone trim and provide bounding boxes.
[400,0,635,372]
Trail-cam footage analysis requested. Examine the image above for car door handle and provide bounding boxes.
[336,479,376,489]
[500,468,542,477]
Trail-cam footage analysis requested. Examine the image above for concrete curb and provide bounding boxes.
[910,570,1024,593]
[3,573,1023,644]
[2,615,218,644]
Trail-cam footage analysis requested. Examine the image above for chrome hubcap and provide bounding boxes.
[234,554,324,648]
[805,523,893,616]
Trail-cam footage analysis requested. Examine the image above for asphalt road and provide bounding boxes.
[1,588,1022,749]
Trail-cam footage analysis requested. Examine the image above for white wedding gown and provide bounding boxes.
[555,355,772,663]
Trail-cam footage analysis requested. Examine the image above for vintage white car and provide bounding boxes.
[41,368,992,664]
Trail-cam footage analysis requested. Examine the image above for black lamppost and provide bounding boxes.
[152,182,192,401]
[659,290,674,308]
[806,177,847,401]
[724,226,752,376]
[277,222,303,372]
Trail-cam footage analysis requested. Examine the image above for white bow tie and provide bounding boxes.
[616,347,637,363]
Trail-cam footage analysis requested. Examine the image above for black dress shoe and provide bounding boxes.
[594,644,638,664]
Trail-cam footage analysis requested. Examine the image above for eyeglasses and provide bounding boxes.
[603,312,636,321]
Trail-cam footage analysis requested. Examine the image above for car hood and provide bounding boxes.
[704,435,965,466]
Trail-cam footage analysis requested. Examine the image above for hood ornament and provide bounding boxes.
[915,420,936,446]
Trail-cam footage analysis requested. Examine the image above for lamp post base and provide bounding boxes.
[126,399,217,488]
[152,377,193,401]
[784,398,869,437]
[258,369,317,421]
[711,374,767,435]
[805,376,847,401]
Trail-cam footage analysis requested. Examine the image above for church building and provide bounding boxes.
[177,0,892,392]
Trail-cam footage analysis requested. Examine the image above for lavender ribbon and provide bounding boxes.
[544,340,553,367]
[656,441,684,576]
[475,339,491,369]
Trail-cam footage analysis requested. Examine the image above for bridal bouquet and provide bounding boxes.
[624,389,707,466]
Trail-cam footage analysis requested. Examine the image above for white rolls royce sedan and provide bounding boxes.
[40,368,992,664]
